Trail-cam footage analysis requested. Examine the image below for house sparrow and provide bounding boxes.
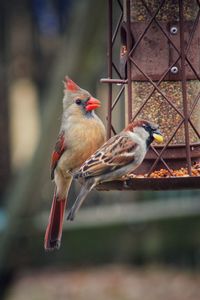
[67,119,163,221]
[44,76,106,250]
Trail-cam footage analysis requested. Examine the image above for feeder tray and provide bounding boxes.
[97,162,200,191]
[97,176,200,191]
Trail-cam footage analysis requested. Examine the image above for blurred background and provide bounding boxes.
[1,0,200,299]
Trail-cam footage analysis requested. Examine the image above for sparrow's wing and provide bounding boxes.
[51,131,66,180]
[75,133,138,179]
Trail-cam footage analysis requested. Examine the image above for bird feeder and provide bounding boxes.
[100,0,200,190]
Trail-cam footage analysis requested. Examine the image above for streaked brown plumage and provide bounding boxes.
[67,119,163,221]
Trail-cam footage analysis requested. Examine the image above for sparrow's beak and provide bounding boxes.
[153,131,164,143]
[86,97,101,111]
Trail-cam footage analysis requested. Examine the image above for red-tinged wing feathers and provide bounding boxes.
[51,131,66,180]
[75,133,138,179]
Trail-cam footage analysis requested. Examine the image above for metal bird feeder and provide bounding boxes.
[99,0,200,190]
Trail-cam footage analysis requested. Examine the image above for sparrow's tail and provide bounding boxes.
[67,180,94,221]
[44,190,66,250]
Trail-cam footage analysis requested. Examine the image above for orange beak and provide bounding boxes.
[86,97,101,111]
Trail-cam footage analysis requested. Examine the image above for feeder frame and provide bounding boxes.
[100,0,200,190]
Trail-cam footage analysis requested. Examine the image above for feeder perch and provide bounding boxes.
[99,0,200,190]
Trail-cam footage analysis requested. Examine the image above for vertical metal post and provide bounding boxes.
[126,0,132,124]
[179,0,192,175]
[107,0,113,139]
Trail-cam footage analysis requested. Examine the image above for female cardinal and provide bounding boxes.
[67,119,163,221]
[44,77,106,250]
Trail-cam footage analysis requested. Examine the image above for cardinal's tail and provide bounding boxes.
[44,190,66,251]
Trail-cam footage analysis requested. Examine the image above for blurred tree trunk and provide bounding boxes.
[0,1,11,201]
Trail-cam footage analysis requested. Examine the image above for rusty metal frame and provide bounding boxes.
[101,0,200,189]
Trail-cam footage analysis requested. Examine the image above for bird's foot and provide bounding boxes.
[67,208,75,221]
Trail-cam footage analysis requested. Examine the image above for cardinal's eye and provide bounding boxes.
[75,99,82,105]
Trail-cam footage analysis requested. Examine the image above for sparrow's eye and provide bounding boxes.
[143,124,149,130]
[143,124,152,133]
[75,99,82,105]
